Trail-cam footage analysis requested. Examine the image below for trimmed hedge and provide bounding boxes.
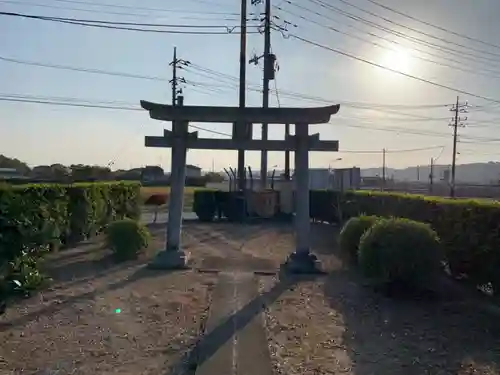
[310,189,500,293]
[0,181,140,267]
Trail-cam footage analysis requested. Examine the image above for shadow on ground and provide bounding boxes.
[323,234,500,374]
[164,271,314,375]
[0,262,175,331]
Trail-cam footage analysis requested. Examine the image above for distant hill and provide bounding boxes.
[361,162,500,185]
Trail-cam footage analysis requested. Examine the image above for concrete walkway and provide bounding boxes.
[196,272,273,375]
[140,210,197,225]
[143,211,278,375]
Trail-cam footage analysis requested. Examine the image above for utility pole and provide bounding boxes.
[416,165,420,181]
[235,0,248,191]
[284,123,290,180]
[449,96,468,198]
[250,0,274,189]
[382,148,386,191]
[261,0,271,189]
[169,47,188,106]
[429,157,434,194]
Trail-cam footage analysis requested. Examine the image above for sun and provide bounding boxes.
[380,48,413,73]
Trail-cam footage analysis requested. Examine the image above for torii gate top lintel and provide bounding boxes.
[140,100,340,125]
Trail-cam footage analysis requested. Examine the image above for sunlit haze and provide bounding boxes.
[1,0,500,173]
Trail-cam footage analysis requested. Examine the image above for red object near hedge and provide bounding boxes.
[144,194,168,206]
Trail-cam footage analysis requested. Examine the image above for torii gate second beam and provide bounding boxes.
[142,100,340,273]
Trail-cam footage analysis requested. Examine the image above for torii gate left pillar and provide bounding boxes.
[141,101,340,272]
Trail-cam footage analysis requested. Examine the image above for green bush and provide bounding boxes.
[358,218,443,290]
[339,215,380,262]
[193,190,217,222]
[5,251,49,296]
[106,219,151,261]
[309,189,500,294]
[0,181,141,299]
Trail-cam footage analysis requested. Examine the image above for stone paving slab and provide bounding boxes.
[140,210,198,225]
[195,272,273,375]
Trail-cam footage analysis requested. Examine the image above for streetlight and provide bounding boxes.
[328,158,342,170]
[270,164,278,189]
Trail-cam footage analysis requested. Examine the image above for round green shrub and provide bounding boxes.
[339,215,380,262]
[105,219,151,261]
[358,218,443,290]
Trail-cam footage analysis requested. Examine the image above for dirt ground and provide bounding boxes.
[255,224,500,375]
[0,225,217,375]
[2,219,500,375]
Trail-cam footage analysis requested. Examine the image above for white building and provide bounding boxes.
[185,164,202,178]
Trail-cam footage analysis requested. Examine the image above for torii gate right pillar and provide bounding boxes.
[284,122,319,273]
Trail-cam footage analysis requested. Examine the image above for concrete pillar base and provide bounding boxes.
[148,250,191,270]
[283,250,323,274]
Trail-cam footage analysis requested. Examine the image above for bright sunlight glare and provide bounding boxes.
[379,47,413,74]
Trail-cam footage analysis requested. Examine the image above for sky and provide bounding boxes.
[2,0,500,172]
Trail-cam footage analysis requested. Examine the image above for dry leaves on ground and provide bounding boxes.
[0,230,216,375]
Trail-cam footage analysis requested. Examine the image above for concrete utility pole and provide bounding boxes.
[171,47,177,106]
[284,123,290,180]
[449,96,468,198]
[429,157,434,194]
[249,0,275,188]
[236,0,248,191]
[169,47,188,106]
[382,148,386,191]
[261,0,271,189]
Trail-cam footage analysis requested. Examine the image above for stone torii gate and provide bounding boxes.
[141,99,340,273]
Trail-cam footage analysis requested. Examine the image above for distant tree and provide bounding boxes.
[70,164,112,181]
[141,166,164,181]
[31,165,53,179]
[0,155,30,175]
[50,164,71,181]
[204,171,224,183]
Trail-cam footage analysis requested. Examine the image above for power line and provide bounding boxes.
[0,95,233,137]
[340,145,445,154]
[328,0,500,60]
[275,4,500,80]
[282,1,500,73]
[0,11,259,34]
[0,55,169,80]
[1,0,240,16]
[362,0,500,51]
[3,93,500,143]
[299,0,500,68]
[288,33,500,104]
[2,53,452,112]
[0,0,242,20]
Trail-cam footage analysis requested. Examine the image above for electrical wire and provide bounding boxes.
[298,0,500,68]
[0,0,242,21]
[185,63,452,110]
[0,54,454,113]
[3,93,500,144]
[0,55,169,81]
[288,33,500,104]
[340,145,444,154]
[326,0,500,60]
[0,95,234,137]
[1,0,240,16]
[0,11,259,34]
[0,53,455,112]
[275,5,500,80]
[354,0,500,51]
